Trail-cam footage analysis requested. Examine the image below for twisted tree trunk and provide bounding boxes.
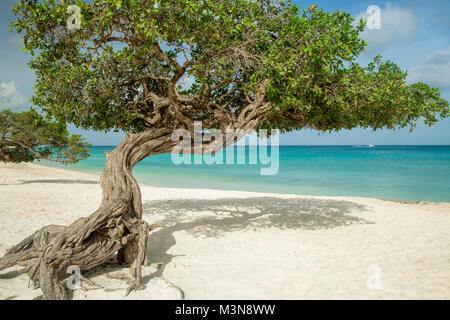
[0,128,175,299]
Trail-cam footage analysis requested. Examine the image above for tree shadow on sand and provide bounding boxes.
[18,179,98,185]
[2,196,371,297]
[0,179,99,186]
[140,197,373,286]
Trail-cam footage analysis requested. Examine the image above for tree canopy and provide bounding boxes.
[0,109,90,163]
[11,0,448,139]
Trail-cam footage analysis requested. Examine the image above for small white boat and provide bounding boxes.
[368,144,375,148]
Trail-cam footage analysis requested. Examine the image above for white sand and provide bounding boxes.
[0,162,449,300]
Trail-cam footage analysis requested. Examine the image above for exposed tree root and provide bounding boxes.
[0,199,155,299]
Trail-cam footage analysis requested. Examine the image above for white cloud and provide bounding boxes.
[354,3,417,53]
[0,81,27,109]
[407,47,450,90]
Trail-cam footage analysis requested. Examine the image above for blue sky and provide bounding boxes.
[0,0,449,145]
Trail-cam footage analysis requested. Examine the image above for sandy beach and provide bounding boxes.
[0,162,449,300]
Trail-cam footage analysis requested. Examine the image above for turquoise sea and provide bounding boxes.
[45,145,450,202]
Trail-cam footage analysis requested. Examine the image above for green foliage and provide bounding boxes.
[9,0,449,135]
[0,109,90,163]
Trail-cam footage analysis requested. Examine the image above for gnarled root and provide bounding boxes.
[0,199,153,300]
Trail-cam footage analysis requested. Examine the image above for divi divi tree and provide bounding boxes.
[0,0,448,299]
[0,108,89,163]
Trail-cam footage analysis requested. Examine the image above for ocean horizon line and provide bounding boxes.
[88,144,450,147]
